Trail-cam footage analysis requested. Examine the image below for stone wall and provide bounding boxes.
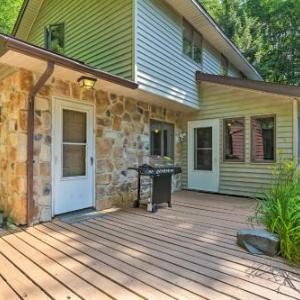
[0,70,33,224]
[94,92,184,210]
[0,68,185,224]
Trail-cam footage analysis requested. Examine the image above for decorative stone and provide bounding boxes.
[35,97,49,111]
[97,117,112,127]
[40,163,50,177]
[96,137,114,157]
[19,110,27,131]
[123,113,131,122]
[237,229,280,256]
[125,98,136,112]
[53,79,70,96]
[18,70,33,92]
[96,90,110,113]
[112,116,122,131]
[111,102,124,116]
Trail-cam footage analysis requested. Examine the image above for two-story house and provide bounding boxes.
[0,0,299,225]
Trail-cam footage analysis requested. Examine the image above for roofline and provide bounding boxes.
[0,33,138,89]
[192,0,262,80]
[12,0,29,36]
[196,72,300,98]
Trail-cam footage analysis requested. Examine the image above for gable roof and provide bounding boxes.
[14,0,262,81]
[196,72,300,98]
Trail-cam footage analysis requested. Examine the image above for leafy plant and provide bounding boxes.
[253,160,300,264]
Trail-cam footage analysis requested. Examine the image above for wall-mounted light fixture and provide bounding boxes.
[77,76,97,89]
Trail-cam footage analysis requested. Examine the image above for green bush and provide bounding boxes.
[254,160,300,264]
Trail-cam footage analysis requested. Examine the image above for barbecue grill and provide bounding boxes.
[129,164,182,212]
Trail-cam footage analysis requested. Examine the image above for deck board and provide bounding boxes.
[0,191,299,300]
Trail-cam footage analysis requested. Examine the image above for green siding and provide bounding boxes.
[27,0,133,80]
[182,85,295,198]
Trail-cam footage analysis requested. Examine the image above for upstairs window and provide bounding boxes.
[183,19,202,64]
[224,118,245,162]
[45,23,65,54]
[251,116,276,162]
[221,54,229,75]
[150,120,174,159]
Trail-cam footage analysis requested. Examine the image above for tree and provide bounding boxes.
[200,0,300,85]
[0,0,23,34]
[245,0,300,85]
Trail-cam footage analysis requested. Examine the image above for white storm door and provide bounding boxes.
[53,99,94,215]
[188,119,220,192]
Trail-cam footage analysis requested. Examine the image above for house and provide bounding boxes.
[0,0,299,225]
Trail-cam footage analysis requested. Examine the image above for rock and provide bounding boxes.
[237,229,280,256]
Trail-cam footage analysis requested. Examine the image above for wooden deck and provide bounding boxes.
[0,191,300,300]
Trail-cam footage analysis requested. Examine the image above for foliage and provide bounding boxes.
[0,0,23,34]
[199,0,300,85]
[253,160,300,264]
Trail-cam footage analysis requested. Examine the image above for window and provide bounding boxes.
[251,116,275,162]
[183,19,202,64]
[224,118,245,162]
[62,109,87,177]
[150,120,174,159]
[194,127,212,170]
[239,71,247,79]
[45,23,65,53]
[221,54,229,75]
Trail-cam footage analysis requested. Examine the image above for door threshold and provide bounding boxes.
[53,207,121,224]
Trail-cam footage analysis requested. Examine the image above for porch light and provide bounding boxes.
[77,76,97,89]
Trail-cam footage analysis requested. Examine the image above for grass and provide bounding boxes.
[253,160,300,264]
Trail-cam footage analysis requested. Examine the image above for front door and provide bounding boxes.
[188,119,219,192]
[53,99,94,215]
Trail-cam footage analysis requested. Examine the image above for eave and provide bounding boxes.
[0,33,138,90]
[196,72,300,98]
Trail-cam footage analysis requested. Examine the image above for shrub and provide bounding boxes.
[254,160,300,264]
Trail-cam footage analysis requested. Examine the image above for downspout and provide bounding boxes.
[27,61,54,226]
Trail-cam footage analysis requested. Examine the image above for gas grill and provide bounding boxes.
[129,164,182,212]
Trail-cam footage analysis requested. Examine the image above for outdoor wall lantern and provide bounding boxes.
[77,76,97,89]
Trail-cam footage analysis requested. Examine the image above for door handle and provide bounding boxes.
[90,157,94,166]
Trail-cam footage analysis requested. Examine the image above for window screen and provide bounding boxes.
[194,127,212,171]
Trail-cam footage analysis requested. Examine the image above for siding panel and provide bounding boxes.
[27,0,133,80]
[136,0,242,109]
[181,85,294,198]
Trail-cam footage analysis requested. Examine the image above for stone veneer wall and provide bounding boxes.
[0,68,185,224]
[0,70,33,224]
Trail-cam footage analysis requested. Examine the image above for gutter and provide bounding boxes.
[27,62,54,226]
